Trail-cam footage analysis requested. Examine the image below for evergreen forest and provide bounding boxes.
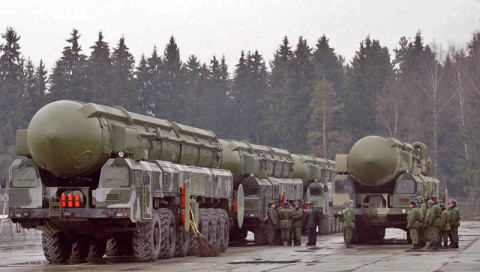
[1,27,480,197]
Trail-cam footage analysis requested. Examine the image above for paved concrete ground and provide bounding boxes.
[0,222,479,271]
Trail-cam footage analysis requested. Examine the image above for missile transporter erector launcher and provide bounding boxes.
[8,100,239,262]
[332,136,445,243]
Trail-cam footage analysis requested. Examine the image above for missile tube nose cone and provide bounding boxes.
[27,100,108,177]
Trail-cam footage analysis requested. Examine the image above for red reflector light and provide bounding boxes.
[68,194,73,207]
[61,194,66,207]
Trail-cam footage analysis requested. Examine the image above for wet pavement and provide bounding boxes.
[0,222,479,271]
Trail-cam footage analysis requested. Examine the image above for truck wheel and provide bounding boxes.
[254,220,269,245]
[42,231,72,263]
[319,216,330,235]
[70,239,89,260]
[132,209,162,261]
[174,224,189,257]
[158,208,176,259]
[88,239,106,259]
[210,209,221,250]
[198,208,213,254]
[106,237,128,256]
[187,228,199,256]
[217,209,229,252]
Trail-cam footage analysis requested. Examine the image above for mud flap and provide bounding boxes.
[181,180,191,231]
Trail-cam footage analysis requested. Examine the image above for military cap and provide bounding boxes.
[450,199,457,205]
[439,200,444,205]
[410,200,416,205]
[416,196,424,202]
[346,200,354,207]
[439,203,446,209]
[269,200,277,205]
[431,196,437,201]
[427,200,432,207]
[294,201,300,206]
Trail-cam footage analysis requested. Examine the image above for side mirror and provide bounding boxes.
[1,177,6,189]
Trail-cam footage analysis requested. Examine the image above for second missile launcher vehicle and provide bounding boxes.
[332,136,446,243]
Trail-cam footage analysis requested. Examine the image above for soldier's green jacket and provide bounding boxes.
[440,209,451,231]
[292,208,303,228]
[279,207,292,229]
[450,206,460,228]
[420,203,428,222]
[343,207,355,229]
[267,207,279,228]
[423,208,431,228]
[407,207,423,229]
[429,203,442,227]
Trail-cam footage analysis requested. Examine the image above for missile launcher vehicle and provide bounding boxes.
[5,100,340,263]
[332,136,446,243]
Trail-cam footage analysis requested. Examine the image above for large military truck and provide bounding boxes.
[332,136,445,243]
[5,100,340,263]
[292,155,340,234]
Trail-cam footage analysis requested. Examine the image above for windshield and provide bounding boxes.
[243,184,258,196]
[335,179,353,194]
[309,186,324,196]
[396,179,416,194]
[11,166,39,188]
[102,166,129,188]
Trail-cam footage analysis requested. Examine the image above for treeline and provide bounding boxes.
[1,27,480,197]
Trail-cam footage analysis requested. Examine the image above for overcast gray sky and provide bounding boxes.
[1,0,480,72]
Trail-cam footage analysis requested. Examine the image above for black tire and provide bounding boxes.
[42,231,72,263]
[209,208,220,250]
[254,220,269,245]
[132,209,162,262]
[158,208,176,259]
[217,209,229,252]
[187,227,199,256]
[198,208,212,255]
[106,237,128,256]
[174,224,189,257]
[88,239,106,259]
[319,216,330,235]
[70,239,89,260]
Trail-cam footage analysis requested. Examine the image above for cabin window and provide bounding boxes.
[11,166,39,188]
[102,166,129,188]
[243,184,258,196]
[335,179,353,194]
[309,186,323,196]
[396,179,416,194]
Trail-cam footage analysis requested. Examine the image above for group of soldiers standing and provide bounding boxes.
[267,200,320,246]
[407,196,461,250]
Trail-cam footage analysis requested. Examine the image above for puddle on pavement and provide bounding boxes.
[7,260,49,266]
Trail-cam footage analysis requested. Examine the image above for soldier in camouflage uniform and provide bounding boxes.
[343,200,355,248]
[267,200,280,246]
[427,196,442,250]
[407,200,423,250]
[279,202,293,246]
[291,201,304,246]
[448,199,460,248]
[416,196,428,248]
[424,200,433,248]
[439,202,451,249]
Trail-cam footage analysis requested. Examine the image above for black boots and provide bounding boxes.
[440,243,449,249]
[449,243,459,248]
[346,244,354,248]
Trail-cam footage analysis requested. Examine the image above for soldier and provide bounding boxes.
[279,201,293,246]
[439,203,451,249]
[424,200,433,249]
[407,200,423,250]
[267,200,279,246]
[343,200,355,248]
[428,196,442,250]
[291,201,304,246]
[448,199,460,248]
[303,202,318,246]
[417,196,428,248]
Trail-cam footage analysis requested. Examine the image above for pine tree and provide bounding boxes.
[162,36,185,120]
[112,36,136,110]
[343,36,392,142]
[0,27,24,177]
[49,29,88,101]
[86,32,113,104]
[307,78,341,158]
